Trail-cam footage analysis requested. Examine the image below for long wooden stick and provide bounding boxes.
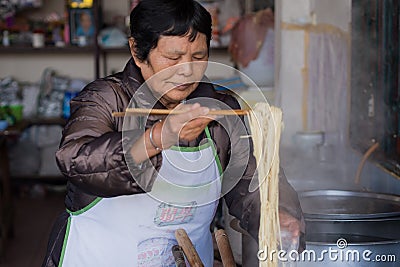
[214,229,236,267]
[112,108,249,117]
[175,229,204,267]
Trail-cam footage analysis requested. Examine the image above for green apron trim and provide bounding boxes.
[66,197,102,215]
[204,127,223,176]
[58,216,72,267]
[170,142,210,152]
[169,126,222,176]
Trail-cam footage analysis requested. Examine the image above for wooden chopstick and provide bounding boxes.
[112,108,249,117]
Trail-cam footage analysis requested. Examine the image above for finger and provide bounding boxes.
[279,211,297,225]
[288,222,300,236]
[188,117,212,127]
[181,121,211,137]
[174,102,199,111]
[173,102,201,112]
[189,102,201,110]
[281,222,300,240]
[179,120,211,141]
[180,125,205,140]
[172,104,209,123]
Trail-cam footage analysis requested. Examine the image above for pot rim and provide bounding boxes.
[304,216,400,222]
[299,190,400,219]
[306,239,400,246]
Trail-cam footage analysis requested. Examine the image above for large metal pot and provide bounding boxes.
[297,190,400,266]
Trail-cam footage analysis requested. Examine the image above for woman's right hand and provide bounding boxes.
[155,103,216,149]
[129,103,216,164]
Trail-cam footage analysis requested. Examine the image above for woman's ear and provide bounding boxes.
[129,37,145,68]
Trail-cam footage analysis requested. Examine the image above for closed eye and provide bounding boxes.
[166,56,180,60]
[193,55,207,60]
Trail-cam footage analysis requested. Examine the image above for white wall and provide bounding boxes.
[275,0,400,196]
[277,0,352,145]
[311,0,352,32]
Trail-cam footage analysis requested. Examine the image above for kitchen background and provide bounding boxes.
[1,0,400,266]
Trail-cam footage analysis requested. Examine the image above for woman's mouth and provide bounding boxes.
[171,82,195,90]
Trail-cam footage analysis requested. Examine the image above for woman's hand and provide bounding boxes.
[129,103,216,163]
[279,210,301,250]
[158,103,216,149]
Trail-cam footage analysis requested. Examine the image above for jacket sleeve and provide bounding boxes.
[55,80,157,197]
[222,96,306,250]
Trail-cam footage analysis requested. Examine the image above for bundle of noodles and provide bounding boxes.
[248,103,282,267]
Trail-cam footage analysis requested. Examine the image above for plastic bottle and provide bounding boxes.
[2,30,10,47]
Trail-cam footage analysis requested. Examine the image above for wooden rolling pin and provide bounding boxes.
[175,228,204,267]
[214,229,236,267]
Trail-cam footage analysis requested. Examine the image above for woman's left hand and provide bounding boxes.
[279,210,301,249]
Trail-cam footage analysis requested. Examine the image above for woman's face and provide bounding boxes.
[130,33,209,109]
[81,13,92,30]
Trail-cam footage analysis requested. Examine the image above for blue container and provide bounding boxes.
[0,120,8,131]
[63,91,79,119]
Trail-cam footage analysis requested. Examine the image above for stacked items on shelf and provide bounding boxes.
[0,69,88,185]
[0,0,100,48]
[0,8,66,48]
[0,77,22,128]
[0,69,87,123]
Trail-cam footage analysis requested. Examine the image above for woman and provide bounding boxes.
[42,0,304,266]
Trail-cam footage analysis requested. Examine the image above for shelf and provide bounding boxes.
[0,44,228,54]
[0,117,66,137]
[210,45,229,51]
[100,46,130,53]
[0,45,97,54]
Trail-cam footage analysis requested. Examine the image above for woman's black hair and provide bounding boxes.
[129,0,212,61]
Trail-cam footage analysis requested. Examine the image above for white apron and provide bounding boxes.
[59,128,222,267]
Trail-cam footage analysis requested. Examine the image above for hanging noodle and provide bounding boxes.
[248,103,282,267]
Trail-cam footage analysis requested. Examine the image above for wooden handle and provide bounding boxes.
[112,108,249,117]
[215,229,236,267]
[172,245,187,267]
[175,229,204,267]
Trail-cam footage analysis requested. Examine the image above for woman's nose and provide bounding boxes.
[177,61,194,76]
